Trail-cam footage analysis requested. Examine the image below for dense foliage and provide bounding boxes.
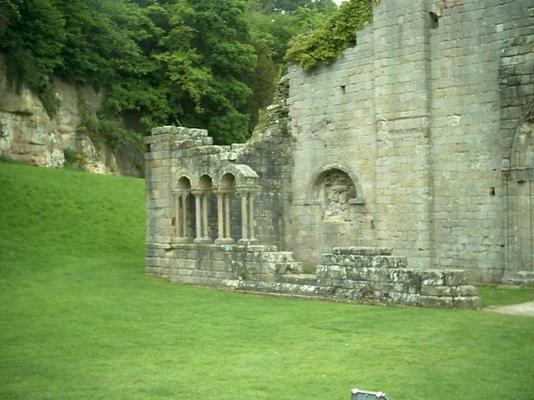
[286,0,375,71]
[0,0,337,146]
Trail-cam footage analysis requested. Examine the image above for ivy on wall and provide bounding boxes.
[286,0,376,71]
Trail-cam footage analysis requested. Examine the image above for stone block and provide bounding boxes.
[418,296,454,308]
[420,270,444,286]
[346,267,367,281]
[443,270,468,286]
[370,256,408,269]
[453,296,482,309]
[421,285,453,297]
[211,251,226,261]
[180,259,199,270]
[211,260,229,272]
[452,285,478,297]
[333,247,393,256]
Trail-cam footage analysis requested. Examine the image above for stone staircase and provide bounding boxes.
[160,243,481,309]
[311,246,480,308]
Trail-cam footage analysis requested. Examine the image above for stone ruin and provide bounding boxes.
[145,0,534,308]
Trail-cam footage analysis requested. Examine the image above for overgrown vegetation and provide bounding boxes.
[286,0,375,71]
[0,0,380,146]
[0,0,339,146]
[1,161,534,400]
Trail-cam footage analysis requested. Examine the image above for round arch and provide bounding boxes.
[305,163,364,206]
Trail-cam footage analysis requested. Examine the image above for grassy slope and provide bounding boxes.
[0,162,533,400]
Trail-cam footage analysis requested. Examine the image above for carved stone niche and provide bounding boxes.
[315,169,358,222]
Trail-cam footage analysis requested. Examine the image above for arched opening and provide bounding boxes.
[177,176,191,190]
[295,167,365,270]
[314,169,357,222]
[198,175,213,190]
[215,173,238,244]
[193,175,215,243]
[220,173,235,191]
[505,112,534,280]
[173,176,193,242]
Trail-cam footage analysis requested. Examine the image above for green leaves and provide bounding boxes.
[0,0,65,115]
[0,0,339,148]
[286,0,374,71]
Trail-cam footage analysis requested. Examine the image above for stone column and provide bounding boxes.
[215,191,234,244]
[202,194,209,240]
[193,192,202,242]
[174,191,181,240]
[238,188,258,244]
[241,193,248,242]
[192,189,212,244]
[181,192,190,242]
[216,193,224,241]
[224,194,231,240]
[248,193,256,243]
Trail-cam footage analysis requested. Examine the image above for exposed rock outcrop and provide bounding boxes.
[0,54,142,176]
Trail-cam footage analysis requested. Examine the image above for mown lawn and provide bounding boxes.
[1,162,533,400]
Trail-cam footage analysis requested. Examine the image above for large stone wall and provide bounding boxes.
[146,0,532,308]
[145,122,481,308]
[144,89,292,249]
[146,241,480,308]
[286,0,534,283]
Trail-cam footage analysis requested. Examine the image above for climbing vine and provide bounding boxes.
[286,0,376,71]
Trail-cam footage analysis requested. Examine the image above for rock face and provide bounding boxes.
[0,54,142,176]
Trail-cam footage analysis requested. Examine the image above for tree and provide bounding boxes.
[0,0,65,115]
[0,0,339,148]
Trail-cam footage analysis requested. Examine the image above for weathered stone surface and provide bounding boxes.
[145,0,533,307]
[0,54,142,175]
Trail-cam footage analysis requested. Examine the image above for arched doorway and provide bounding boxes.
[302,166,364,269]
[505,109,534,282]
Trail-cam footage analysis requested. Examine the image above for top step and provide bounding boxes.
[332,247,393,256]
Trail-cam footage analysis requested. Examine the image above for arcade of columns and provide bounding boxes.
[172,186,257,244]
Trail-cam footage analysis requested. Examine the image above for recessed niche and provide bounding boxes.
[429,12,439,29]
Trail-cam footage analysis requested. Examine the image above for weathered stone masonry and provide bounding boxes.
[286,0,534,283]
[145,0,534,308]
[145,122,480,308]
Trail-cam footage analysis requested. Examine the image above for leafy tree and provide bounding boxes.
[0,0,65,115]
[253,0,336,14]
[242,42,278,131]
[184,0,257,143]
[0,0,341,149]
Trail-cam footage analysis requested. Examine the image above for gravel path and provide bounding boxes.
[485,301,534,317]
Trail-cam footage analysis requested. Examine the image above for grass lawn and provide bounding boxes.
[478,286,534,307]
[1,162,533,400]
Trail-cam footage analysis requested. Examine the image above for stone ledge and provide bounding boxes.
[146,247,481,309]
[332,247,393,256]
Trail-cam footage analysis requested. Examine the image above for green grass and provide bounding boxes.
[1,162,534,400]
[478,286,534,307]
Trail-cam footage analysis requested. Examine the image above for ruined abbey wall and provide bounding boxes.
[145,0,533,307]
[286,0,534,282]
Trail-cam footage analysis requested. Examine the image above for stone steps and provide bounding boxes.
[332,247,393,256]
[322,247,406,269]
[259,251,297,263]
[321,254,407,269]
[278,273,317,285]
